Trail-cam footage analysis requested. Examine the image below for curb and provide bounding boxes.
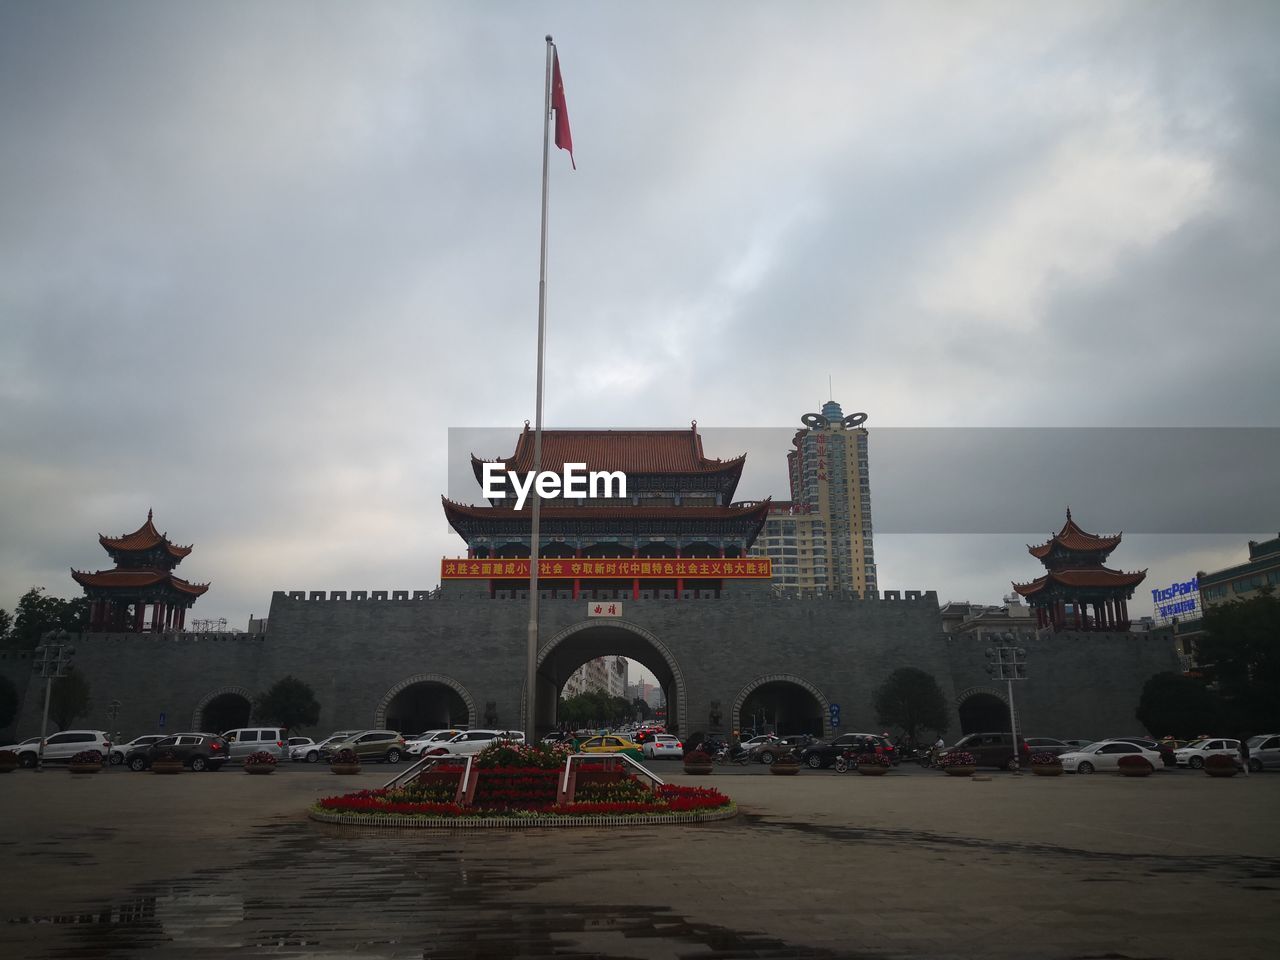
[308,802,738,829]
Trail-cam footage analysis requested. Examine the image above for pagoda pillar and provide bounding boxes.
[166,603,176,631]
[632,547,640,601]
[177,605,186,631]
[1120,597,1129,628]
[1074,601,1082,630]
[134,603,145,633]
[1105,598,1115,632]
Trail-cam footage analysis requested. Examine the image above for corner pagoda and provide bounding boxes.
[1012,510,1146,632]
[72,510,209,632]
[441,424,772,600]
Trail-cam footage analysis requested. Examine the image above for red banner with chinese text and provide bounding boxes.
[440,557,772,579]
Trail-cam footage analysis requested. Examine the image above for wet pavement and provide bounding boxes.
[2,763,1278,959]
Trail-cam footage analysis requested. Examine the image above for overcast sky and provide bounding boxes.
[2,1,1276,635]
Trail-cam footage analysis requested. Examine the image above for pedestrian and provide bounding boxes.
[1239,737,1251,777]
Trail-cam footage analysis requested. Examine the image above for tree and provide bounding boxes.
[557,690,634,729]
[49,667,92,731]
[632,697,653,721]
[255,676,321,731]
[873,667,950,742]
[1135,671,1227,739]
[1197,587,1280,732]
[6,588,88,650]
[0,673,18,731]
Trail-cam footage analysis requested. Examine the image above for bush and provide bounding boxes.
[857,752,891,767]
[940,751,976,767]
[1029,752,1061,766]
[331,748,360,765]
[1205,753,1237,771]
[245,751,278,766]
[70,749,102,765]
[683,749,713,765]
[1117,754,1153,772]
[0,749,17,765]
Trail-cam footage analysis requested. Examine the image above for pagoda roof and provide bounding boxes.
[99,510,193,560]
[471,425,746,482]
[1011,566,1147,598]
[1028,510,1122,559]
[71,567,210,597]
[442,496,771,525]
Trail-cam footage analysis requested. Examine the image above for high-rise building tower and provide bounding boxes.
[754,400,876,596]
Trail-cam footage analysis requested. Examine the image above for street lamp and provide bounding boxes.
[31,630,76,773]
[985,633,1028,772]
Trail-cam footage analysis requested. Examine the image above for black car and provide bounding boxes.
[126,733,230,772]
[800,732,896,769]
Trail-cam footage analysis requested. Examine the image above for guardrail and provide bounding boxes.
[382,753,474,790]
[559,752,665,796]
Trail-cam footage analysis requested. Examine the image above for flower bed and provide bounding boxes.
[245,750,278,766]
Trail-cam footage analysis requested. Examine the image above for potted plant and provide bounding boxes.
[151,750,184,774]
[330,747,362,775]
[68,749,104,774]
[769,752,801,775]
[856,752,891,776]
[682,748,714,775]
[244,750,278,775]
[0,750,17,774]
[1117,754,1153,777]
[940,750,977,777]
[1204,753,1238,778]
[1030,752,1063,776]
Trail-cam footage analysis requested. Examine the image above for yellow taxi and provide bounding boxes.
[575,735,644,761]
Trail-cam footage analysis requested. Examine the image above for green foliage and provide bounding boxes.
[1198,587,1280,732]
[557,690,636,728]
[254,676,321,731]
[0,673,18,730]
[5,588,88,650]
[1135,671,1228,739]
[473,740,570,769]
[49,667,92,731]
[873,667,950,741]
[632,697,653,721]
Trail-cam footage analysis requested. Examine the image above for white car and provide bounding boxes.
[0,736,43,767]
[1245,733,1280,772]
[1173,738,1241,769]
[1059,740,1163,774]
[642,734,684,759]
[111,734,166,765]
[299,731,361,762]
[285,736,316,760]
[406,729,463,755]
[424,729,524,757]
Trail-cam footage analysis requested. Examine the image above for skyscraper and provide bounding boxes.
[754,400,877,596]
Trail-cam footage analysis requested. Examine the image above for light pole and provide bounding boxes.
[31,630,76,773]
[106,699,122,764]
[985,633,1028,772]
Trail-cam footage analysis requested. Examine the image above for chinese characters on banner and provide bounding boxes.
[440,557,773,579]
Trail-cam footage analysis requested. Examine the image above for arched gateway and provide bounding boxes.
[732,674,831,738]
[375,674,477,731]
[521,619,687,734]
[192,685,253,732]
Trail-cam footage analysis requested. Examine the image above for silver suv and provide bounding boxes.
[20,730,112,767]
[222,727,289,763]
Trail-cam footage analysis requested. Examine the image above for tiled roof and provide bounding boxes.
[471,425,745,479]
[98,511,193,560]
[71,567,210,597]
[1028,511,1122,559]
[1011,567,1148,597]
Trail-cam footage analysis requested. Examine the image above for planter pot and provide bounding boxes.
[944,766,976,777]
[245,765,276,775]
[0,763,19,774]
[1032,764,1064,777]
[857,765,889,776]
[682,764,714,776]
[68,763,102,775]
[1119,763,1152,777]
[330,763,362,775]
[1205,765,1237,778]
[770,763,801,776]
[151,762,184,775]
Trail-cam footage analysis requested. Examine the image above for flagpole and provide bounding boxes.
[526,35,554,740]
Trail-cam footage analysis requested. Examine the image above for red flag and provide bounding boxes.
[551,50,574,169]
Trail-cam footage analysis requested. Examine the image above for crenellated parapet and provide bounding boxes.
[273,589,441,603]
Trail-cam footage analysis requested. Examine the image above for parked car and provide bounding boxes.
[1062,740,1093,750]
[324,730,409,763]
[1059,740,1163,774]
[126,733,229,772]
[1244,733,1280,772]
[739,734,778,752]
[641,734,684,759]
[1022,737,1072,757]
[800,733,896,770]
[752,734,819,765]
[295,731,360,762]
[222,727,289,763]
[577,735,644,760]
[540,731,575,745]
[941,732,1031,771]
[407,730,463,755]
[110,734,166,765]
[0,736,44,768]
[1173,738,1241,769]
[22,730,113,767]
[424,729,527,757]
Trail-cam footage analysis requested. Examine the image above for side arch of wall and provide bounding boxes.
[191,685,254,731]
[731,673,832,738]
[374,673,478,728]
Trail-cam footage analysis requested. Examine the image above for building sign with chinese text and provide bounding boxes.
[588,602,621,617]
[441,557,772,579]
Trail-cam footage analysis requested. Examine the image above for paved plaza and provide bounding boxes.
[1,763,1277,959]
